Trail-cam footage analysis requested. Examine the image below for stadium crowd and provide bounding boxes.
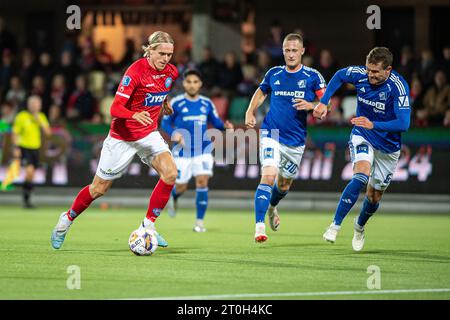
[1,16,450,130]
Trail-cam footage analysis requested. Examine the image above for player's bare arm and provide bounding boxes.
[245,87,267,128]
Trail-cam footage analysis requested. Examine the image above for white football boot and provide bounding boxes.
[51,212,73,249]
[268,205,280,231]
[193,219,207,232]
[352,218,365,251]
[254,222,268,243]
[323,223,340,243]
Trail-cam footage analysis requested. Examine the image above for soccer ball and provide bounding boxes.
[128,229,158,256]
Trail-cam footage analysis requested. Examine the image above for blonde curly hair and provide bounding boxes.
[142,31,174,57]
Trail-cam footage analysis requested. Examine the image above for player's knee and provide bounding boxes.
[162,168,178,185]
[367,193,382,204]
[277,179,292,193]
[261,175,276,186]
[89,183,109,199]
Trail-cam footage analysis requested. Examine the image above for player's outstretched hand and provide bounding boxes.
[162,99,173,115]
[350,116,374,129]
[313,102,328,119]
[293,99,313,111]
[132,111,153,126]
[245,112,256,128]
[224,120,234,130]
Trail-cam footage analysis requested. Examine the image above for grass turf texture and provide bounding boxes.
[0,205,449,300]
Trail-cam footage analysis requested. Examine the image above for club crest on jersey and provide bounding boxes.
[379,92,386,101]
[165,77,173,88]
[200,106,207,113]
[144,92,168,107]
[297,80,306,88]
[122,75,131,86]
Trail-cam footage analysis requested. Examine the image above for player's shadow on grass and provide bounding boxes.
[349,249,450,263]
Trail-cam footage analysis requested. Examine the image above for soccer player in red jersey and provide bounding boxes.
[51,31,179,249]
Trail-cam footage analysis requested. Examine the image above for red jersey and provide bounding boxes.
[110,58,179,141]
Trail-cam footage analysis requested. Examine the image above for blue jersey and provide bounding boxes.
[320,66,411,153]
[259,65,326,147]
[162,94,225,157]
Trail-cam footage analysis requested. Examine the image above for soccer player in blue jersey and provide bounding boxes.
[314,47,411,251]
[245,33,327,242]
[162,69,233,232]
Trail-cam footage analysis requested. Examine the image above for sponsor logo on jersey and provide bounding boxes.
[274,80,280,85]
[152,74,166,79]
[263,147,274,159]
[360,87,366,93]
[122,75,131,86]
[165,77,173,88]
[297,80,306,88]
[182,115,207,122]
[143,92,169,107]
[357,96,384,111]
[274,91,305,98]
[356,144,369,154]
[182,107,189,113]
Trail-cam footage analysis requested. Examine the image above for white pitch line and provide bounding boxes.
[127,288,450,300]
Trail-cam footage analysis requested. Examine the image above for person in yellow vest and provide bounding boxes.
[12,95,52,208]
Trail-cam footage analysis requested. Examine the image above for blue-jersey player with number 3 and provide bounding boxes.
[245,33,327,243]
[314,47,411,251]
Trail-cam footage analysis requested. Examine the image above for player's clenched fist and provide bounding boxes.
[313,102,328,119]
[245,112,256,128]
[132,111,153,126]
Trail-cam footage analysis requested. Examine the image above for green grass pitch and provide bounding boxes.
[0,205,449,300]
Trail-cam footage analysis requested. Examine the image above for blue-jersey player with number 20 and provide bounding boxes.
[314,47,411,251]
[245,33,327,243]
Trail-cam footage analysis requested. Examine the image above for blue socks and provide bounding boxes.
[333,173,369,225]
[357,197,379,227]
[270,184,287,207]
[196,188,208,220]
[254,184,272,223]
[172,186,182,201]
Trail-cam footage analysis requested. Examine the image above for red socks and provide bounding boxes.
[67,185,94,221]
[146,179,174,222]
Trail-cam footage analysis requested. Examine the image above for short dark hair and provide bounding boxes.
[183,69,202,80]
[366,47,393,69]
[283,33,303,46]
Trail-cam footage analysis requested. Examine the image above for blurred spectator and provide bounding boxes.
[316,49,339,82]
[198,47,221,91]
[302,55,314,68]
[119,38,137,71]
[79,37,99,72]
[421,70,450,126]
[19,48,37,92]
[66,75,97,122]
[0,16,17,54]
[97,40,114,71]
[30,75,51,114]
[0,48,15,99]
[5,76,26,108]
[295,28,318,60]
[240,9,256,64]
[237,64,258,97]
[0,101,16,124]
[48,103,65,128]
[397,46,415,84]
[50,74,69,112]
[36,52,55,88]
[263,20,284,65]
[410,77,426,127]
[255,50,271,82]
[438,46,450,81]
[417,49,437,89]
[219,51,243,94]
[57,50,80,93]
